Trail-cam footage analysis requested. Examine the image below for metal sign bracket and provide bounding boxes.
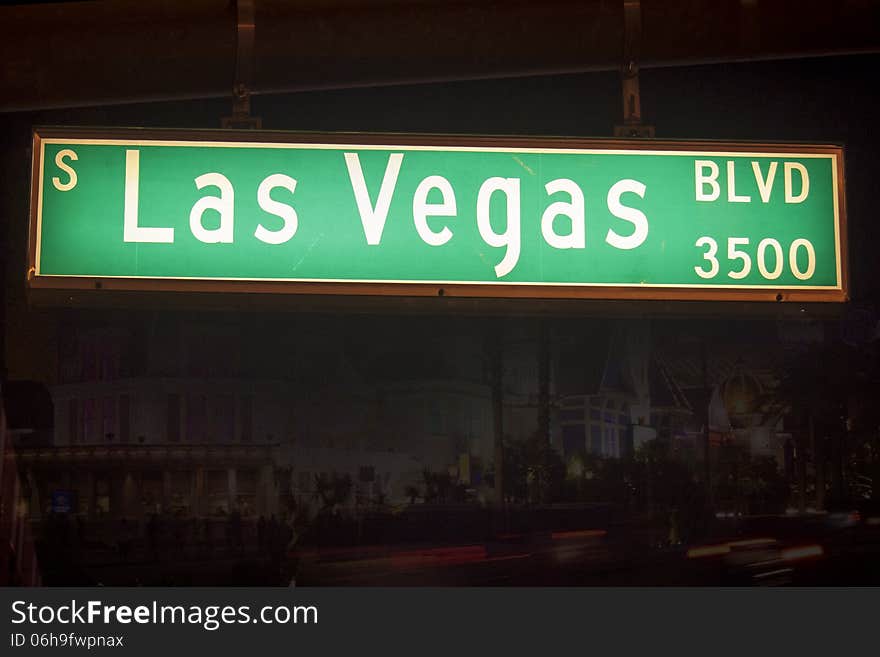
[614,0,655,138]
[222,0,262,129]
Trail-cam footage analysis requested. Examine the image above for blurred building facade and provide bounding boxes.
[1,383,42,585]
[9,315,799,535]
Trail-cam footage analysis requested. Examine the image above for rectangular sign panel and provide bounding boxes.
[29,128,847,302]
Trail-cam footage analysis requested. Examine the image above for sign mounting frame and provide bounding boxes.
[28,126,849,304]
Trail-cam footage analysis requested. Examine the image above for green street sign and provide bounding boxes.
[29,128,847,302]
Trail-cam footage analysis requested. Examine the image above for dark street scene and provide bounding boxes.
[2,0,880,588]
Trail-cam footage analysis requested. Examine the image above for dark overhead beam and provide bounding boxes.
[2,0,879,112]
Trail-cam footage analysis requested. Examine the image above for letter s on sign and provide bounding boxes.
[605,179,648,250]
[256,174,299,245]
[52,149,78,191]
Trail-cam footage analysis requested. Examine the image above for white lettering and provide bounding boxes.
[785,162,809,203]
[123,150,174,243]
[695,160,720,201]
[541,178,585,249]
[52,149,78,191]
[344,152,403,245]
[189,173,235,243]
[255,173,298,245]
[751,161,778,203]
[605,179,648,250]
[413,175,456,246]
[11,601,26,624]
[476,177,521,278]
[726,161,751,203]
[790,238,816,279]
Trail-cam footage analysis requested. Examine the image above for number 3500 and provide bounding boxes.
[694,236,816,281]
